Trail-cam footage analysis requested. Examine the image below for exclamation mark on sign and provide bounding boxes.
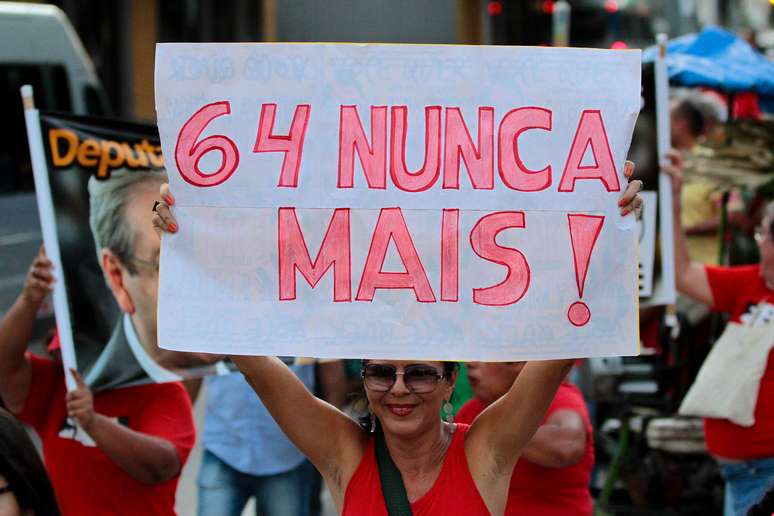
[567,214,605,327]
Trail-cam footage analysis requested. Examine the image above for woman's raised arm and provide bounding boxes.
[466,161,643,512]
[151,186,367,505]
[464,359,575,512]
[232,356,367,493]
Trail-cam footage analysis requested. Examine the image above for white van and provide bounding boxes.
[0,1,109,192]
[0,1,109,318]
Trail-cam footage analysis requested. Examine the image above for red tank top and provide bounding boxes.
[342,424,490,515]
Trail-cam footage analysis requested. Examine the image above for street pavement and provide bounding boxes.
[0,192,53,345]
[0,192,42,315]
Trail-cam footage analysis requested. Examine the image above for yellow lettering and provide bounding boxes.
[123,143,149,168]
[97,140,124,178]
[148,145,165,168]
[48,129,78,167]
[138,140,165,168]
[76,139,100,167]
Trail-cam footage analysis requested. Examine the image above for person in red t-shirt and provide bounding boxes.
[150,165,644,516]
[457,362,594,515]
[0,244,195,515]
[666,151,774,516]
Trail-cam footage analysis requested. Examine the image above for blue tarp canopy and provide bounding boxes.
[642,26,774,98]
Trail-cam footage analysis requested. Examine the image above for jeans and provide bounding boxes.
[197,449,314,516]
[718,456,774,516]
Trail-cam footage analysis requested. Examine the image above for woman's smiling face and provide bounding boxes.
[363,359,455,438]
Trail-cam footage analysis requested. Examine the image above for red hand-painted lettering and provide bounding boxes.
[566,213,605,326]
[442,107,494,190]
[253,104,311,188]
[338,105,388,189]
[440,209,460,302]
[469,211,530,306]
[558,110,620,192]
[278,208,351,301]
[174,101,240,187]
[389,106,442,192]
[356,207,436,302]
[498,107,552,192]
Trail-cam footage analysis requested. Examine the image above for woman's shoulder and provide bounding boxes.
[455,398,487,425]
[453,422,471,437]
[450,422,474,458]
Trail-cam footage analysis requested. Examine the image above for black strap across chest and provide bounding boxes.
[374,424,413,516]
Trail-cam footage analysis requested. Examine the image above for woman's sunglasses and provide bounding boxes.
[361,363,445,393]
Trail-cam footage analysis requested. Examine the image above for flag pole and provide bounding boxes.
[21,85,78,391]
[652,33,677,307]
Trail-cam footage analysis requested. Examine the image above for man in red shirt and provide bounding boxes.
[456,361,594,515]
[666,151,774,516]
[0,168,196,515]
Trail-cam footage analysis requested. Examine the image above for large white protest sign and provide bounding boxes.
[155,43,641,360]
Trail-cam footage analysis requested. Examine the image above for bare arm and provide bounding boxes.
[152,187,366,499]
[0,249,53,413]
[82,415,181,483]
[67,370,181,484]
[151,349,226,370]
[182,378,203,402]
[520,409,587,468]
[467,163,643,513]
[663,151,714,306]
[466,359,574,469]
[232,356,366,501]
[465,360,574,512]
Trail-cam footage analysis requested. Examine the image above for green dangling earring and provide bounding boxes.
[443,400,453,423]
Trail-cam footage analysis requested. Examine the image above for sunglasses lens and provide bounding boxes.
[363,364,396,391]
[404,366,442,393]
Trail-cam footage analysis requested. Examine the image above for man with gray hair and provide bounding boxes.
[86,168,224,389]
[0,167,197,514]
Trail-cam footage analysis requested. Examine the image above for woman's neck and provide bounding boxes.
[383,421,454,477]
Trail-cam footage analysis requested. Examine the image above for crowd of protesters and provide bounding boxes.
[148,164,640,516]
[0,166,639,516]
[1,91,773,516]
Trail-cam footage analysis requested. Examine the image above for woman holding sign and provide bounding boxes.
[152,164,641,515]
